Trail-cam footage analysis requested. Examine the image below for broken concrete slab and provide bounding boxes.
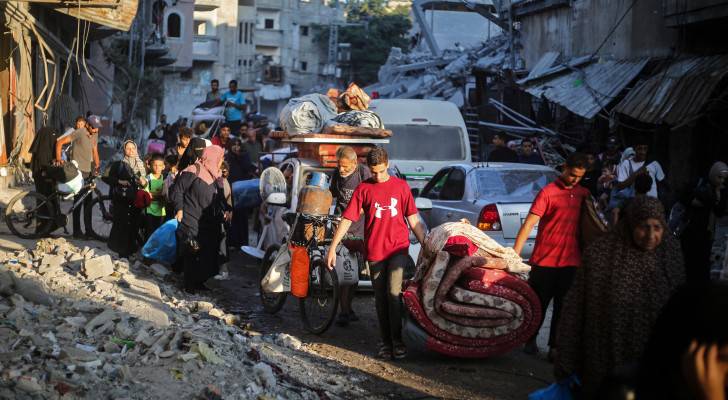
[83,255,114,280]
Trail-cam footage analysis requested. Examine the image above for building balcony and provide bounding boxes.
[194,0,220,11]
[256,0,283,9]
[192,35,219,62]
[255,28,283,47]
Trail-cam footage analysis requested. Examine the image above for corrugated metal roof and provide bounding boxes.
[523,51,560,81]
[523,58,650,119]
[53,0,138,32]
[613,55,728,125]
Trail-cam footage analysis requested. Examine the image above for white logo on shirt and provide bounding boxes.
[374,198,398,219]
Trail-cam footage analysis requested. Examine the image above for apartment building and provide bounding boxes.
[254,0,345,117]
[161,0,257,123]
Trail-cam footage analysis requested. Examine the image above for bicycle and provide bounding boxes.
[5,174,113,241]
[259,212,341,335]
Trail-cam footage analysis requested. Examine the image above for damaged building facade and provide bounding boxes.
[0,0,137,189]
[370,0,728,191]
[504,0,728,192]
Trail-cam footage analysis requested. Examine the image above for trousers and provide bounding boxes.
[527,265,577,346]
[369,252,408,345]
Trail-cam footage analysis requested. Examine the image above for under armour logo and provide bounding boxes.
[374,198,398,219]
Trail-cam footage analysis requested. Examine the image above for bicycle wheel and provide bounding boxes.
[299,258,339,335]
[86,194,113,242]
[5,191,56,239]
[259,244,287,314]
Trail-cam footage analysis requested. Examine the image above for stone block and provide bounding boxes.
[83,255,114,280]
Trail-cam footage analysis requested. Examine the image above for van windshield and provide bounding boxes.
[384,125,465,161]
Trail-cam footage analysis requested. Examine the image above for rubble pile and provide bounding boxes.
[370,35,510,105]
[0,238,374,399]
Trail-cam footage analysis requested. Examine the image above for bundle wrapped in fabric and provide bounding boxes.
[278,94,338,134]
[403,221,541,358]
[326,110,384,129]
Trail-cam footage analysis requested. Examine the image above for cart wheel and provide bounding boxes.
[259,244,287,314]
[299,258,339,335]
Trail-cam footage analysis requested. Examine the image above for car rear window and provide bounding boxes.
[384,125,465,161]
[476,169,558,198]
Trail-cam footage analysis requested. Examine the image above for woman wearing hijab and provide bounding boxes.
[177,137,207,172]
[681,161,728,283]
[107,141,148,258]
[555,197,685,398]
[169,145,226,292]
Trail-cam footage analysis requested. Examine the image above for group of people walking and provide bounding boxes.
[513,144,728,398]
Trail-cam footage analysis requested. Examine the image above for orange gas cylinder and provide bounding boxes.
[290,245,310,298]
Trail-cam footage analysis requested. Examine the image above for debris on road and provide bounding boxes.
[0,237,379,399]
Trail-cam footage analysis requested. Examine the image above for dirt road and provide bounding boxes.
[208,252,554,400]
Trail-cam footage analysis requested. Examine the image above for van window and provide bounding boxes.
[384,125,465,161]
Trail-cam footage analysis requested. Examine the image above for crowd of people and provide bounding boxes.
[509,140,727,399]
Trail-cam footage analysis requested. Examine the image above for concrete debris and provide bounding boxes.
[0,236,379,399]
[371,35,510,104]
[83,255,115,280]
[150,263,170,277]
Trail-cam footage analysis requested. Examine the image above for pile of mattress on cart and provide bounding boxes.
[277,83,390,137]
[403,221,542,358]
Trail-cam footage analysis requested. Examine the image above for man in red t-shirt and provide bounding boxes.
[327,147,427,360]
[514,152,589,359]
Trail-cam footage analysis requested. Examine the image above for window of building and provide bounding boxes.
[237,0,254,5]
[300,25,309,36]
[249,23,254,43]
[181,69,193,80]
[238,59,242,66]
[167,13,181,38]
[238,22,243,43]
[264,18,274,29]
[300,61,308,71]
[243,22,248,43]
[194,20,207,36]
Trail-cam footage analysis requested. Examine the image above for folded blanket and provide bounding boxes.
[279,94,338,134]
[403,222,541,358]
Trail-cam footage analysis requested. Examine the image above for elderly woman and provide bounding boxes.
[169,145,226,292]
[107,140,148,258]
[555,196,686,398]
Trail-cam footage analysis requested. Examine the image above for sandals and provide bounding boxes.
[378,343,407,360]
[377,343,393,359]
[393,343,407,360]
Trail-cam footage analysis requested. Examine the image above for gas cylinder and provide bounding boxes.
[297,172,333,216]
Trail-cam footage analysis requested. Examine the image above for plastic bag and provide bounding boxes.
[335,245,359,286]
[528,375,580,400]
[142,219,178,264]
[261,247,291,293]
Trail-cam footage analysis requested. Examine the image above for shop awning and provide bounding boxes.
[520,57,649,119]
[613,55,728,125]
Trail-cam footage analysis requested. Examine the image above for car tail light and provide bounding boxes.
[371,91,380,99]
[477,204,502,231]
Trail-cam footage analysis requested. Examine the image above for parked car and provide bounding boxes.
[418,162,559,260]
[369,99,471,190]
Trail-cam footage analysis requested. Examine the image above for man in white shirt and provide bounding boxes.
[615,140,665,198]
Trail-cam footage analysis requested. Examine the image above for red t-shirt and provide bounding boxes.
[528,179,589,268]
[342,176,418,262]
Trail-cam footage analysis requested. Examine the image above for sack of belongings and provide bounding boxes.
[279,94,338,134]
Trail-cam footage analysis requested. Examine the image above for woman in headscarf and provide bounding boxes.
[177,137,208,172]
[169,145,227,292]
[555,196,685,399]
[107,141,147,258]
[681,161,728,283]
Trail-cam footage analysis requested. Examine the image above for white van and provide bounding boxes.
[369,99,471,189]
